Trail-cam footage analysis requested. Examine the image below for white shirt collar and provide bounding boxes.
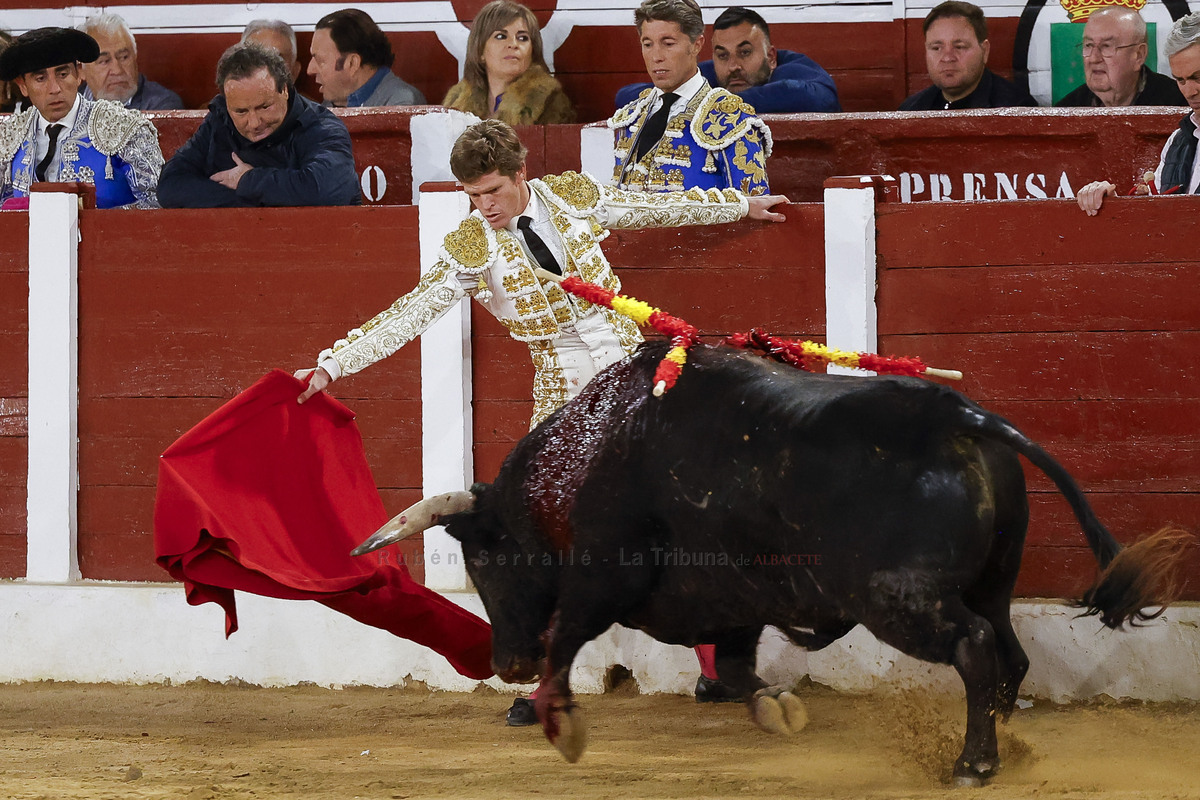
[37,93,82,136]
[506,183,544,233]
[654,69,706,113]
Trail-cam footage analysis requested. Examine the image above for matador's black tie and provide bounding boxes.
[517,216,562,275]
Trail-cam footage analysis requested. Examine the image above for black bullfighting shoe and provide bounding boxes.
[505,697,538,727]
[694,675,745,703]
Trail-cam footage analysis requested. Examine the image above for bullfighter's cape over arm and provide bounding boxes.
[317,171,748,381]
[154,369,493,680]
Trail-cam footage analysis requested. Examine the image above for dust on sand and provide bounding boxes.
[1,680,1198,800]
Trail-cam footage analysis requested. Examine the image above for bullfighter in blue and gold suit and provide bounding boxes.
[0,27,162,209]
[609,0,771,196]
[610,71,772,196]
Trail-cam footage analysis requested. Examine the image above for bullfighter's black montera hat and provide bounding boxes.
[0,27,99,81]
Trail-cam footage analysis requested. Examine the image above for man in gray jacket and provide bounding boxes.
[307,8,425,107]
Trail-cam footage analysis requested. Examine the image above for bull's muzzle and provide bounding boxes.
[351,491,476,556]
[493,655,543,684]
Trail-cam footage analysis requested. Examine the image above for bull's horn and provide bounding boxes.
[351,491,476,556]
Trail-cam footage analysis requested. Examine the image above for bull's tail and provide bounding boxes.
[960,405,1191,629]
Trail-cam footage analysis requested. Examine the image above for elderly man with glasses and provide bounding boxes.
[1056,6,1184,107]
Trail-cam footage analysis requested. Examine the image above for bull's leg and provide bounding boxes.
[536,607,632,763]
[863,578,1003,786]
[980,607,1028,722]
[965,582,1028,722]
[965,514,1031,721]
[533,626,588,762]
[949,611,1001,786]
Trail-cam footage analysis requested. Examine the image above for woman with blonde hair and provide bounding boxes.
[443,0,575,124]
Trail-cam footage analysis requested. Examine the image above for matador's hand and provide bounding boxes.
[295,366,332,404]
[747,194,789,222]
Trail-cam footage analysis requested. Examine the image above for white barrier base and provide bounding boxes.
[2,582,1196,701]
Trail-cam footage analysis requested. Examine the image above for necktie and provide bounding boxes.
[35,124,64,183]
[633,92,678,161]
[516,216,562,276]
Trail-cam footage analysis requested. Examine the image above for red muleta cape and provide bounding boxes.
[154,370,493,680]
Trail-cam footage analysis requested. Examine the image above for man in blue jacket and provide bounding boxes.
[706,6,840,112]
[614,6,840,113]
[158,42,360,208]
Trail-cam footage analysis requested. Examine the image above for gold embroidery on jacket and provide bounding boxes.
[443,216,491,270]
[529,340,569,428]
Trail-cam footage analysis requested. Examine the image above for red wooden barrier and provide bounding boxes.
[767,108,1182,203]
[74,206,426,581]
[0,214,28,578]
[5,191,1196,601]
[875,194,1200,599]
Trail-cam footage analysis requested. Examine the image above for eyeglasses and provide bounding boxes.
[1081,41,1141,58]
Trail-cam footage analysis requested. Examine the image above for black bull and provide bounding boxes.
[354,342,1185,785]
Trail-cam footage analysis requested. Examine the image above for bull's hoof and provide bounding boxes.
[953,757,998,787]
[749,687,808,735]
[548,705,588,763]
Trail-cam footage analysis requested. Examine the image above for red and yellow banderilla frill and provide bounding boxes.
[532,268,962,395]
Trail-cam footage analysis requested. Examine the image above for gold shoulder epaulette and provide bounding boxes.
[442,214,495,273]
[691,87,772,156]
[537,171,602,215]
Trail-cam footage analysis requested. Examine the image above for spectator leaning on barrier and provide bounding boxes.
[158,42,360,208]
[0,26,163,208]
[242,19,303,86]
[615,6,841,113]
[1078,12,1200,214]
[442,0,575,125]
[610,0,772,195]
[307,8,425,107]
[899,1,1038,110]
[1056,6,1185,108]
[78,13,184,110]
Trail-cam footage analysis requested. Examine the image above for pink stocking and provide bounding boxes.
[695,644,719,680]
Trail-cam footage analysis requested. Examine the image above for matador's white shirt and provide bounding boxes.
[319,170,749,426]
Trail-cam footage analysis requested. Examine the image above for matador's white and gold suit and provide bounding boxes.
[317,170,750,427]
